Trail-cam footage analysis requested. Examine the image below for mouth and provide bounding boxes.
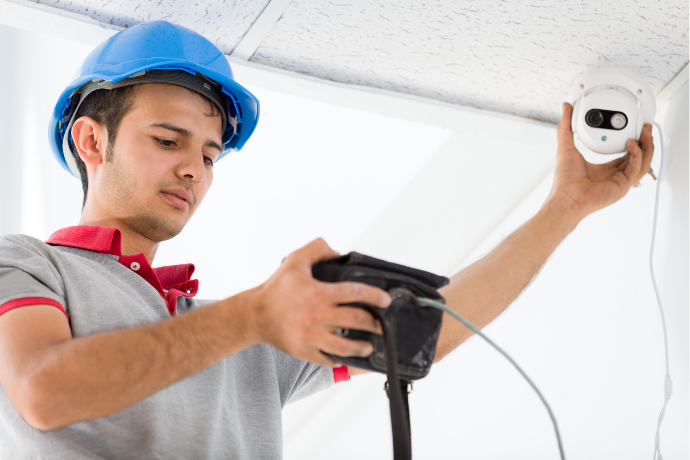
[161,191,190,211]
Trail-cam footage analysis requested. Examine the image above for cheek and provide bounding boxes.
[134,147,176,186]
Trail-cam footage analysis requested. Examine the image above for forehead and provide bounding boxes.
[128,83,224,137]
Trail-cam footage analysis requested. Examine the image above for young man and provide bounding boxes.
[0,21,654,458]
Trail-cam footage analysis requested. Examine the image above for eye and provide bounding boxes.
[203,156,214,167]
[155,138,177,148]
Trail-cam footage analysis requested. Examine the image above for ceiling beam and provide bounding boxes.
[228,55,556,142]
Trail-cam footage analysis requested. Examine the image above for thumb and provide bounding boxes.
[556,102,576,153]
[288,238,340,271]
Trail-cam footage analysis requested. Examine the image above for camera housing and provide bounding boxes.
[567,67,656,155]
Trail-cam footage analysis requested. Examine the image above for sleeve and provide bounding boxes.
[0,235,67,319]
[271,348,350,406]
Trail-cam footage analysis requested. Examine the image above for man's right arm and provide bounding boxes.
[0,238,391,431]
[0,291,260,431]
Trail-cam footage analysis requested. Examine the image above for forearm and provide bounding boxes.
[434,193,582,361]
[29,287,260,430]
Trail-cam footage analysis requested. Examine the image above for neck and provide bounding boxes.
[78,215,160,265]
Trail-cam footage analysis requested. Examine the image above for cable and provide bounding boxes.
[416,297,566,460]
[650,121,672,460]
[417,124,670,460]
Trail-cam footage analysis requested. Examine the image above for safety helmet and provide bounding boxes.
[49,20,260,177]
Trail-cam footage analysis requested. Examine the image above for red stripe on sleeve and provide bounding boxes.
[0,297,68,320]
[333,365,350,383]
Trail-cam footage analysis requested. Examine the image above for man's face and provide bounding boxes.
[92,83,223,242]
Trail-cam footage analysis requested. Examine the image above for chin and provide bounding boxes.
[124,213,186,243]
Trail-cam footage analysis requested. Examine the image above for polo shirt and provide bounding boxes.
[0,225,350,459]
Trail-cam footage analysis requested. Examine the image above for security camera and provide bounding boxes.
[567,67,655,155]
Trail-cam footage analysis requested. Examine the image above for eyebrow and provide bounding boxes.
[148,122,223,153]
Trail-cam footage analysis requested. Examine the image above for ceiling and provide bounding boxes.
[19,0,690,125]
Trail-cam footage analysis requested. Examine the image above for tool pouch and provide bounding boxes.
[312,252,449,380]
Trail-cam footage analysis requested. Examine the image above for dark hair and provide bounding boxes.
[68,84,221,210]
[69,86,137,209]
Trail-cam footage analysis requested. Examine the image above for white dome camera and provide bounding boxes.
[567,66,656,155]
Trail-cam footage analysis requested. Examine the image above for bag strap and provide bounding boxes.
[385,380,413,459]
[370,306,412,460]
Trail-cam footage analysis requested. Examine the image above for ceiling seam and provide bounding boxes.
[655,63,689,111]
[229,0,294,61]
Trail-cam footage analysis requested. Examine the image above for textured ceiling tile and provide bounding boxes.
[30,0,271,53]
[252,0,689,124]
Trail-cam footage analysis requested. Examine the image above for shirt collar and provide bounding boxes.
[46,225,196,290]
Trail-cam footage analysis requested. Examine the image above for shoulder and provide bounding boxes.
[0,235,68,311]
[0,233,53,256]
[0,234,63,278]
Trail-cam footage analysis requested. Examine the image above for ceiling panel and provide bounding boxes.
[27,0,270,53]
[252,0,688,124]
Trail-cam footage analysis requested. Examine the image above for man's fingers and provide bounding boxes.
[636,123,655,182]
[318,334,374,359]
[327,281,392,309]
[624,137,643,183]
[624,126,652,183]
[624,124,655,185]
[556,102,576,151]
[330,306,383,335]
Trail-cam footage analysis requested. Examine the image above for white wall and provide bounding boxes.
[0,25,88,236]
[652,76,689,459]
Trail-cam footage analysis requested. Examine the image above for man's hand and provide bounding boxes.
[548,102,655,221]
[250,238,392,367]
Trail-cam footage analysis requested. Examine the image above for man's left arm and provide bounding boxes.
[433,102,655,362]
[350,102,654,376]
[433,192,578,361]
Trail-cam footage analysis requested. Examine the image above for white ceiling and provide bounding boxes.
[253,0,688,124]
[21,0,690,125]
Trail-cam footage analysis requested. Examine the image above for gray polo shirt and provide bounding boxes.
[0,226,348,459]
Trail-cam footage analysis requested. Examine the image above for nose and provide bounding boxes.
[176,149,207,183]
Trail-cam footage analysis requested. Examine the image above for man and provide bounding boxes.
[0,21,654,459]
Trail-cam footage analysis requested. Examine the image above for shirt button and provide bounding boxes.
[130,262,140,271]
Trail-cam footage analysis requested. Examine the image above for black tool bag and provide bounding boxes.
[312,252,449,460]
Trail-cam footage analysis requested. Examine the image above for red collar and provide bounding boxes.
[46,225,198,315]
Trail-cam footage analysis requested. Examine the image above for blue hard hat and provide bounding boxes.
[49,20,260,177]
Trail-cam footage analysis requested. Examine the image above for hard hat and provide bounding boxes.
[49,20,260,177]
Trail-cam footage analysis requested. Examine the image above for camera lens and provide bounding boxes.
[610,113,628,129]
[585,109,604,127]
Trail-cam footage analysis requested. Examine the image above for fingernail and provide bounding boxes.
[363,344,374,356]
[383,293,392,307]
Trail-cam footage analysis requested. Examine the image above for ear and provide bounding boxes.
[70,117,108,170]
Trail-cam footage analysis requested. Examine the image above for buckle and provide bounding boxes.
[384,380,414,397]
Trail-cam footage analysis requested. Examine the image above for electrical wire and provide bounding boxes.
[416,297,566,460]
[416,122,670,460]
[650,121,672,460]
